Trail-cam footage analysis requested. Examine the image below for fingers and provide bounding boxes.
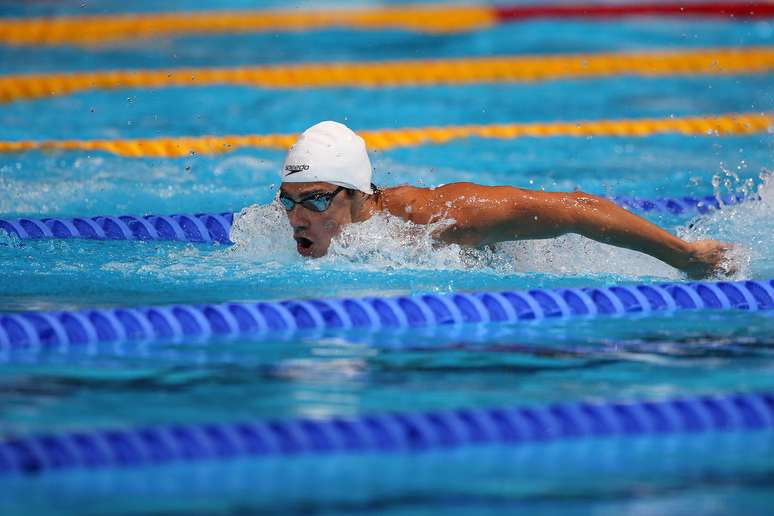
[706,241,738,278]
[684,240,738,279]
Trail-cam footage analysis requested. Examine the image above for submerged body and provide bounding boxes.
[277,121,732,279]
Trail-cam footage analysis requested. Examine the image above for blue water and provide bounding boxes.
[1,1,774,514]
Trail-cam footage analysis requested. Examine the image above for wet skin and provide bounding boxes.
[280,181,733,278]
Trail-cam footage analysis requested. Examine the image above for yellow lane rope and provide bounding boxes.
[1,113,770,158]
[2,46,773,103]
[0,6,496,46]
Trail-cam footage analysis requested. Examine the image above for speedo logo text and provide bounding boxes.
[284,164,310,175]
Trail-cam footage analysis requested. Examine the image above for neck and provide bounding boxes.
[352,191,382,223]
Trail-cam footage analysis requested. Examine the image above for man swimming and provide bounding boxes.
[278,121,732,279]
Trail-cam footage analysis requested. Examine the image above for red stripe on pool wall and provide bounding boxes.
[494,2,774,21]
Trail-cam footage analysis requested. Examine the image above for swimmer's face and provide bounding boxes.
[279,182,356,258]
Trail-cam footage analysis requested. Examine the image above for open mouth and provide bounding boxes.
[294,236,314,255]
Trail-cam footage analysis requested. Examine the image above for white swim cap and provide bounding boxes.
[281,121,373,194]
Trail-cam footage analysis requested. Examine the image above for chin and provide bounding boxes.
[310,245,329,258]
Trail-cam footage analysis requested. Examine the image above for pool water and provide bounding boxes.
[1,1,774,514]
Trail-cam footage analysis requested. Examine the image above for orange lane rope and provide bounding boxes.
[1,112,770,158]
[0,6,497,46]
[1,47,773,103]
[2,3,773,46]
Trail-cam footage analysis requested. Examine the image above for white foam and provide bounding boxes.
[680,171,774,278]
[229,200,679,278]
[497,236,677,279]
[228,202,298,264]
[319,212,470,270]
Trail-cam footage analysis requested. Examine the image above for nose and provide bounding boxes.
[286,204,311,231]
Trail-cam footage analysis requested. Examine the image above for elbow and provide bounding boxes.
[563,191,610,233]
[566,191,617,213]
[568,191,606,206]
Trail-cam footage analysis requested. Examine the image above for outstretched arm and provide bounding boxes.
[382,183,732,278]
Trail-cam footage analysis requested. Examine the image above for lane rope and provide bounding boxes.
[1,3,772,46]
[494,2,774,21]
[1,112,771,157]
[1,279,772,349]
[0,194,753,245]
[0,212,235,244]
[1,391,772,476]
[1,47,773,102]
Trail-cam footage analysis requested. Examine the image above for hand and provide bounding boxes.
[680,240,736,279]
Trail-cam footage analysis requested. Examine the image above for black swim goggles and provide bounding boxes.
[278,186,347,213]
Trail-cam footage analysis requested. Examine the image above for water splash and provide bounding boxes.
[228,202,297,265]
[496,236,676,279]
[682,170,774,278]
[229,203,474,271]
[711,160,758,208]
[228,172,774,280]
[229,201,678,278]
[320,212,470,271]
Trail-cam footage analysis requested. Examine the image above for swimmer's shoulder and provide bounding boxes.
[377,184,431,222]
[380,184,424,201]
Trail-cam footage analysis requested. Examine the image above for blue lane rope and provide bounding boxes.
[1,391,772,476]
[1,279,773,350]
[0,194,751,245]
[610,193,748,215]
[0,212,235,244]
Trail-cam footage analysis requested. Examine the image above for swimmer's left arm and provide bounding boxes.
[401,183,731,278]
[507,189,733,279]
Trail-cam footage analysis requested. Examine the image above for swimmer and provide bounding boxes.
[278,121,733,279]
